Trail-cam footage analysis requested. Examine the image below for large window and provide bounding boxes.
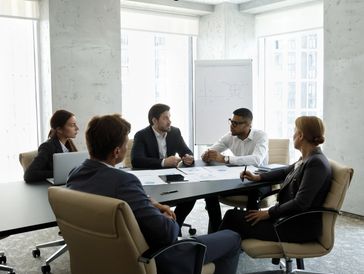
[0,17,39,182]
[121,30,194,145]
[259,29,323,161]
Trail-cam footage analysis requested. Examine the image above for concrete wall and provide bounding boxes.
[324,0,364,215]
[198,3,255,60]
[39,0,121,149]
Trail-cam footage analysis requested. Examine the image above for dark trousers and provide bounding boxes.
[156,229,241,274]
[220,185,272,210]
[174,196,222,234]
[220,208,322,243]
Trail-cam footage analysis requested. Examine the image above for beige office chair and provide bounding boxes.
[219,139,290,209]
[241,159,353,274]
[18,151,67,274]
[122,138,134,168]
[48,187,215,274]
[19,150,38,171]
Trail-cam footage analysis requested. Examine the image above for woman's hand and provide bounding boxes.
[240,170,261,181]
[245,210,270,226]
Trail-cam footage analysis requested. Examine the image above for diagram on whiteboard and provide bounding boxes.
[194,60,252,145]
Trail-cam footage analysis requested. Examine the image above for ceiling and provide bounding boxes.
[121,0,320,16]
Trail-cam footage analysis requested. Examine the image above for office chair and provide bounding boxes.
[219,139,290,209]
[241,159,353,274]
[48,187,215,274]
[18,151,67,274]
[121,139,134,168]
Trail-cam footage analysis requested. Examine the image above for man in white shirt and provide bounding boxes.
[202,108,270,210]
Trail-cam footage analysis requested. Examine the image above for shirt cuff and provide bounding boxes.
[161,159,165,167]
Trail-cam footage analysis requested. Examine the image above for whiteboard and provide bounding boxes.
[194,59,252,145]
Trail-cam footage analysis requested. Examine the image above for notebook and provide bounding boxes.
[46,151,89,185]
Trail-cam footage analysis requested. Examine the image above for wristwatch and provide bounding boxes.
[224,156,229,164]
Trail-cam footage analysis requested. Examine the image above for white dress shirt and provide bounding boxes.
[152,127,168,167]
[209,129,268,166]
[59,140,69,153]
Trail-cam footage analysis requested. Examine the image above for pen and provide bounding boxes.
[160,190,178,195]
[241,165,247,182]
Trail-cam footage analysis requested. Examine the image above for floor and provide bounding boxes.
[1,200,364,274]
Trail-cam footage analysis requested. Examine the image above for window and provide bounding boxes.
[121,30,194,146]
[259,29,323,161]
[0,17,39,182]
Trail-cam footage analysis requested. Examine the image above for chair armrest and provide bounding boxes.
[273,207,340,229]
[138,239,206,264]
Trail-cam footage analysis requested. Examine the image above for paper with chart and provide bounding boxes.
[180,165,257,182]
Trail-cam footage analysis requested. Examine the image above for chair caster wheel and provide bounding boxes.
[189,228,197,235]
[32,249,40,258]
[0,255,6,264]
[41,264,51,274]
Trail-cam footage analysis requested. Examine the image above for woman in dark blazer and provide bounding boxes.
[220,116,332,243]
[24,109,79,182]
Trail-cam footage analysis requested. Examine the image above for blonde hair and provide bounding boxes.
[295,116,325,146]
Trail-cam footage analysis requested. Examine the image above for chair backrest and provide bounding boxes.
[122,139,134,168]
[268,139,290,165]
[48,187,156,274]
[319,159,353,250]
[19,150,37,171]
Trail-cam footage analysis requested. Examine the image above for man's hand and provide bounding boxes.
[158,204,176,220]
[201,149,224,163]
[164,155,181,167]
[149,197,176,220]
[182,154,194,166]
[245,210,270,226]
[201,151,210,163]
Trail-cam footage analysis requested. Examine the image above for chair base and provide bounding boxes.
[245,269,332,274]
[0,252,15,274]
[32,239,68,274]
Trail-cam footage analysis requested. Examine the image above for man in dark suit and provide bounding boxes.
[67,114,241,274]
[131,104,222,233]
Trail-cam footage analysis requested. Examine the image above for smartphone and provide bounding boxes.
[159,174,186,183]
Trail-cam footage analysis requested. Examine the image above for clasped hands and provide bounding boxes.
[164,153,194,167]
[201,149,225,163]
[150,197,176,220]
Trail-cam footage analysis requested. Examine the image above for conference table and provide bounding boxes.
[0,164,274,238]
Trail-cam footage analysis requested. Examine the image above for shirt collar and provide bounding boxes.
[59,140,69,153]
[152,127,167,139]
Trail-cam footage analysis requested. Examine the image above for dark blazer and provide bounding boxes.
[24,137,63,182]
[66,159,179,249]
[131,126,193,169]
[261,147,332,220]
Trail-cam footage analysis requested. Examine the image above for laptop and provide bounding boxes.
[46,151,89,185]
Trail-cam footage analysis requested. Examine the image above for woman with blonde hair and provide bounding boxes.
[220,116,332,243]
[24,109,79,182]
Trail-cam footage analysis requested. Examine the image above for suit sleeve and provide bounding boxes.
[24,142,54,182]
[131,130,163,169]
[117,175,179,248]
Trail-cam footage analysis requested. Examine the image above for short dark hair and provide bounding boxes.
[48,109,75,138]
[233,108,253,121]
[148,103,170,126]
[86,114,131,161]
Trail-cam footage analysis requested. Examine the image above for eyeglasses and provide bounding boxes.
[228,118,247,127]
